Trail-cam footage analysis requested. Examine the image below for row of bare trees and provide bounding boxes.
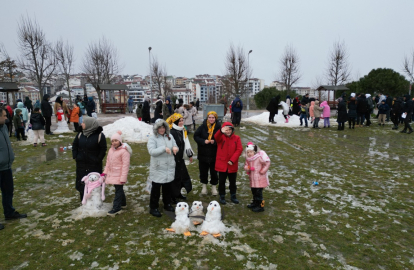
[0,15,121,109]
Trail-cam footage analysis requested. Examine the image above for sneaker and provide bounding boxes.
[211,185,218,196]
[201,184,208,195]
[5,211,27,220]
[41,143,47,147]
[107,209,123,216]
[121,204,127,209]
[150,208,162,217]
[164,204,174,212]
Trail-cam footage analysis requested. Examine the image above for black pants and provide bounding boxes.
[113,185,126,211]
[313,117,320,127]
[232,112,241,125]
[74,122,79,132]
[391,113,399,126]
[348,117,356,127]
[338,122,345,130]
[150,181,172,209]
[251,188,263,201]
[171,160,192,198]
[16,128,25,139]
[365,111,371,126]
[269,112,276,123]
[6,122,12,136]
[0,169,15,217]
[218,171,237,195]
[44,116,52,134]
[356,113,365,125]
[404,113,413,131]
[199,160,218,185]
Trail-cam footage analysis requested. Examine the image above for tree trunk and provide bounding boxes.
[66,80,72,106]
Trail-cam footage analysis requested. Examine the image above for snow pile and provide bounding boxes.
[243,110,336,127]
[103,117,153,143]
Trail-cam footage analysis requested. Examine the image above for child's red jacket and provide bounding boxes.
[214,122,243,173]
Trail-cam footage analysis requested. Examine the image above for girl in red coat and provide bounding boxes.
[244,142,270,212]
[214,122,243,205]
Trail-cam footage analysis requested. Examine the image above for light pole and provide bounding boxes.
[247,50,252,112]
[148,47,153,109]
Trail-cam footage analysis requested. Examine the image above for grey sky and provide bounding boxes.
[2,0,414,87]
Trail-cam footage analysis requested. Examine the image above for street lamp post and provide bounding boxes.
[247,50,252,113]
[148,47,153,110]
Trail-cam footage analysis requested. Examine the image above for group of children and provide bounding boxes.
[297,100,331,128]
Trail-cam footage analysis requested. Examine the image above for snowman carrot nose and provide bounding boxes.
[182,208,184,210]
[211,207,214,211]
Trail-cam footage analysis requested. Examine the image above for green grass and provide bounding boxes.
[1,122,414,269]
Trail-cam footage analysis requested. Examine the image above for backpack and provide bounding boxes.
[236,101,241,108]
[367,98,374,109]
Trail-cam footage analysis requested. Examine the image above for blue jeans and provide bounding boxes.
[357,113,365,125]
[300,114,308,126]
[0,169,15,217]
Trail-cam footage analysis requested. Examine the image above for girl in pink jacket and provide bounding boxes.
[102,131,132,216]
[244,142,270,212]
[320,101,331,128]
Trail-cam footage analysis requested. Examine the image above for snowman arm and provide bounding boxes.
[101,180,106,201]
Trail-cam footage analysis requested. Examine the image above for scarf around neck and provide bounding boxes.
[246,150,270,162]
[173,123,187,138]
[206,121,216,140]
[82,117,100,137]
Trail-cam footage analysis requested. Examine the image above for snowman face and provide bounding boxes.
[175,202,189,215]
[89,174,99,182]
[191,201,203,212]
[207,201,221,213]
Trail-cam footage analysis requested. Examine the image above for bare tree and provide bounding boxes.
[17,15,57,100]
[151,56,165,97]
[311,75,325,90]
[82,37,120,110]
[55,39,74,106]
[326,41,351,86]
[403,50,414,82]
[279,45,301,95]
[222,44,250,96]
[162,73,173,98]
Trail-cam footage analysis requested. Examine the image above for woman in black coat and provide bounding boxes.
[142,97,151,124]
[193,111,221,196]
[347,97,357,129]
[169,114,194,203]
[152,96,163,123]
[337,99,348,131]
[72,117,107,201]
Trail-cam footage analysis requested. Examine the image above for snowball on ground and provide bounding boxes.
[103,117,153,143]
[243,111,336,127]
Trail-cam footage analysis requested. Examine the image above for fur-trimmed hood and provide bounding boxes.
[153,119,170,137]
[118,142,133,155]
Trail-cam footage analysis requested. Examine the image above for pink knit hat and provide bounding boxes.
[111,130,123,143]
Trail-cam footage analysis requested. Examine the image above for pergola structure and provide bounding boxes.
[316,85,349,108]
[0,82,19,105]
[97,84,129,114]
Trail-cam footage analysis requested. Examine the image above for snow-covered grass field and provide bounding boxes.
[2,118,414,269]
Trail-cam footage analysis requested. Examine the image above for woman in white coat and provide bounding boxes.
[147,119,179,217]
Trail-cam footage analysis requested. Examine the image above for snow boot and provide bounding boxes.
[164,204,174,212]
[150,208,162,217]
[230,194,239,204]
[285,118,288,123]
[201,184,207,195]
[400,129,407,133]
[252,200,265,212]
[247,199,256,209]
[211,185,218,196]
[219,195,226,205]
[107,209,123,216]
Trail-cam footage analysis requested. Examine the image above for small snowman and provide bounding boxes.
[81,172,106,210]
[200,200,226,238]
[166,202,192,236]
[189,201,204,226]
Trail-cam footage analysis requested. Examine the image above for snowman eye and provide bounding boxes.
[178,204,181,207]
[184,205,187,207]
[214,204,217,207]
[209,203,212,205]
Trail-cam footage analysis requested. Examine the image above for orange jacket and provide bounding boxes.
[70,107,80,123]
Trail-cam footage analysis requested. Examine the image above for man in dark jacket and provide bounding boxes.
[356,94,368,127]
[231,96,243,127]
[194,112,221,196]
[0,107,27,230]
[24,97,33,113]
[266,95,280,124]
[86,97,96,117]
[301,93,309,105]
[385,94,393,121]
[400,94,413,134]
[391,97,403,130]
[40,94,53,135]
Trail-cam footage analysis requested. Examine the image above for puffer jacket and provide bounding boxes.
[183,109,193,126]
[194,119,222,163]
[313,100,323,118]
[244,152,270,188]
[309,101,315,117]
[347,98,357,118]
[103,143,132,185]
[70,107,80,123]
[30,112,46,130]
[320,101,331,118]
[214,122,243,173]
[72,126,107,169]
[14,102,28,122]
[147,120,177,184]
[0,124,14,171]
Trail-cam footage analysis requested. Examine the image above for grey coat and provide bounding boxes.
[0,124,14,171]
[147,120,177,184]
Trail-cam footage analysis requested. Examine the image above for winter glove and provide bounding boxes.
[244,165,250,171]
[100,173,106,177]
[250,166,255,171]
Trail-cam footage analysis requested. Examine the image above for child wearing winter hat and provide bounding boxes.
[244,142,270,212]
[102,130,132,216]
[13,109,26,141]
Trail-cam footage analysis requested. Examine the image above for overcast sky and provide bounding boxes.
[2,0,414,87]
